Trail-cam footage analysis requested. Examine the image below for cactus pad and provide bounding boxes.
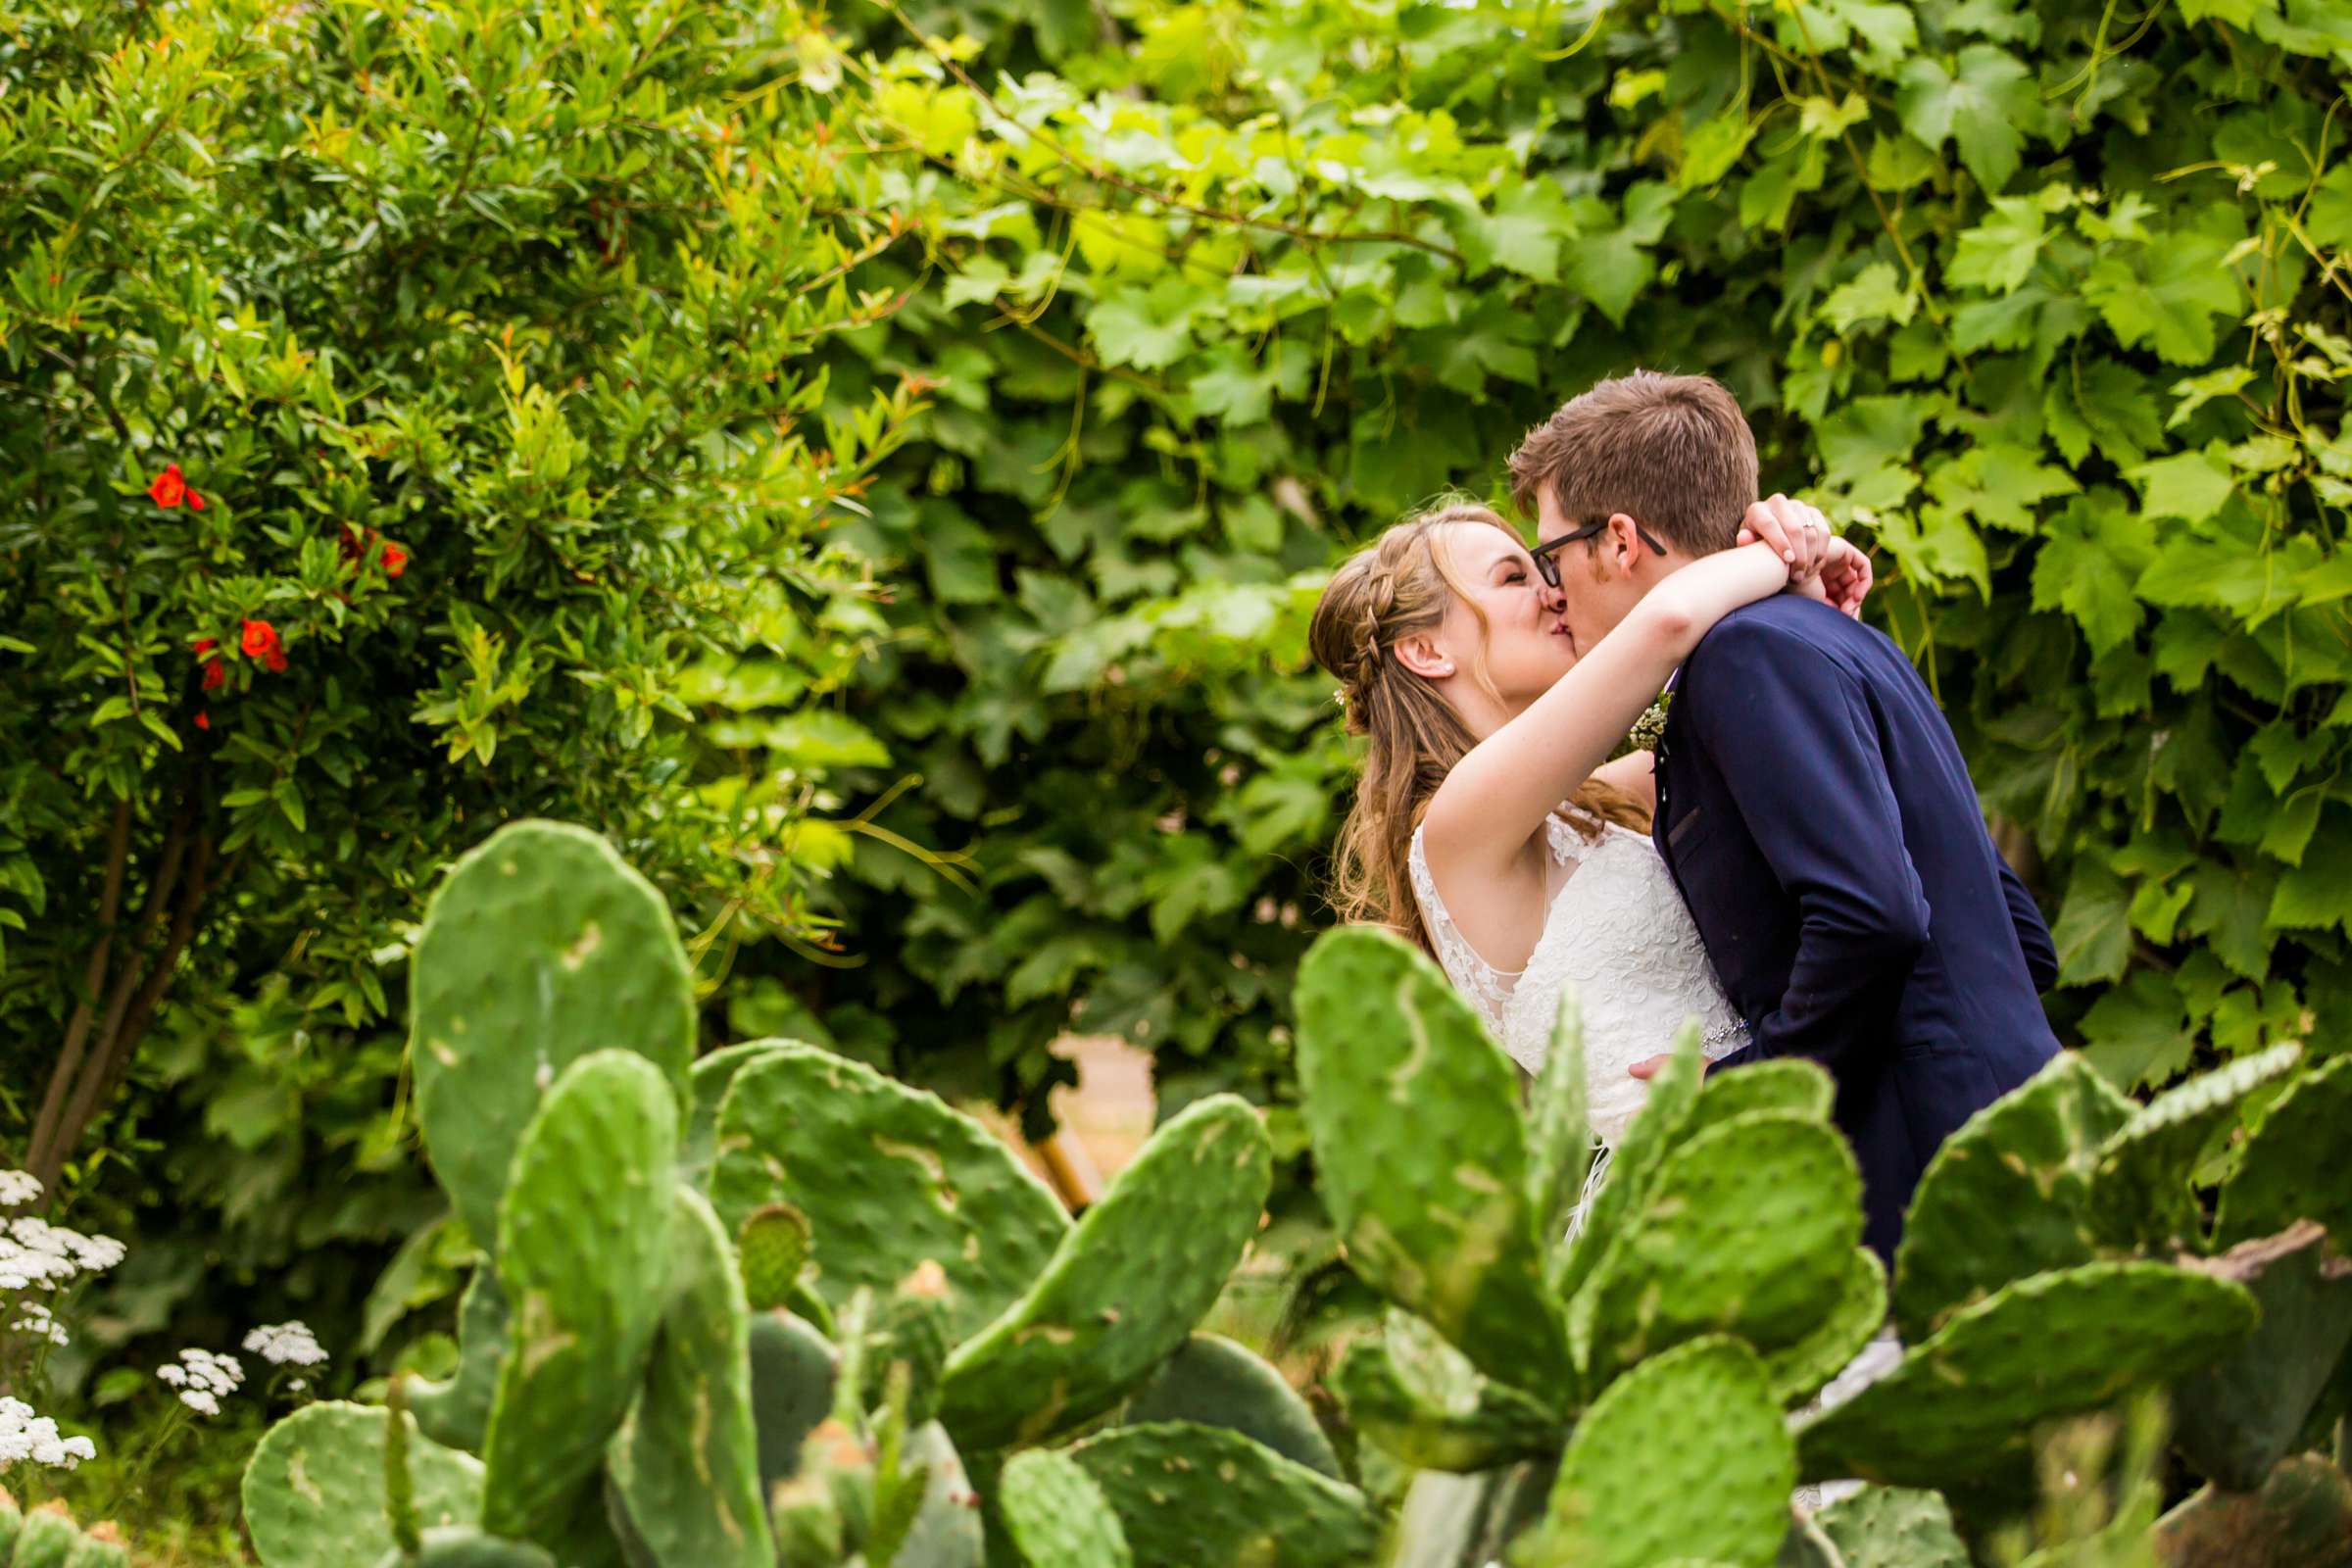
[1067,1421,1379,1568]
[1812,1486,1967,1568]
[1549,1020,1706,1309]
[1576,1109,1864,1384]
[608,1186,773,1568]
[1525,988,1594,1248]
[13,1506,84,1568]
[1119,1333,1343,1479]
[708,1043,1067,1346]
[61,1523,132,1568]
[480,1051,679,1543]
[1687,1058,1835,1136]
[369,1527,559,1568]
[999,1448,1133,1568]
[2217,1055,2352,1250]
[937,1093,1271,1449]
[1889,1053,2132,1345]
[1759,1246,1887,1408]
[748,1308,839,1494]
[681,1040,797,1189]
[1796,1261,2258,1487]
[2171,1222,2352,1492]
[410,1266,508,1455]
[737,1202,815,1314]
[1331,1313,1558,1472]
[1295,928,1570,1392]
[243,1402,485,1568]
[2088,1040,2302,1248]
[411,820,694,1250]
[1534,1336,1793,1568]
[894,1420,988,1568]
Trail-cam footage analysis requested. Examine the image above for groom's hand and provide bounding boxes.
[1627,1054,1671,1080]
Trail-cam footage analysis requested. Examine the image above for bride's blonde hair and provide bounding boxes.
[1309,500,1649,955]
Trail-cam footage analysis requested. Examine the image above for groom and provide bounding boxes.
[1512,371,2060,1264]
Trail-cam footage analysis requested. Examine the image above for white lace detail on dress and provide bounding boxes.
[1505,815,1746,1145]
[1409,811,1746,1148]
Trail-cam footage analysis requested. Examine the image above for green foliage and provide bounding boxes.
[713,0,2352,1127]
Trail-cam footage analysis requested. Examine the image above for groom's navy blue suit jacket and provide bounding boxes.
[1652,595,2060,1264]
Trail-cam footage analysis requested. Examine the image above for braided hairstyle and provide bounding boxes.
[1309,501,1648,955]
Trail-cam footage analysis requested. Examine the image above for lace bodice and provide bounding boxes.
[1409,810,1745,1146]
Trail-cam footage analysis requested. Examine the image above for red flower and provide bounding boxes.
[193,637,217,656]
[239,619,279,660]
[379,541,408,578]
[193,710,211,731]
[201,659,225,692]
[189,491,207,512]
[149,466,187,508]
[266,647,287,674]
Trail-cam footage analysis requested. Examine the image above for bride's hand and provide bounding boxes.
[1736,495,1833,582]
[1817,537,1874,618]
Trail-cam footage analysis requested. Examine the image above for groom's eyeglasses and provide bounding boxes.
[1528,517,1671,590]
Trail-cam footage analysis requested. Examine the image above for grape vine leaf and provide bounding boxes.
[1894,46,2037,193]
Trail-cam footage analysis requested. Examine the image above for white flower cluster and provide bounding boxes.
[0,1170,43,1207]
[10,1301,67,1349]
[0,1396,95,1469]
[0,1212,127,1292]
[156,1348,244,1417]
[242,1321,327,1368]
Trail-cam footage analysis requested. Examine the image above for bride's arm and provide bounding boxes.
[1421,540,1797,875]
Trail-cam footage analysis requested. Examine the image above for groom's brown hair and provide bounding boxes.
[1508,371,1758,558]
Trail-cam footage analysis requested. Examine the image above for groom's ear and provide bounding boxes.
[1601,514,1646,574]
[1391,632,1452,680]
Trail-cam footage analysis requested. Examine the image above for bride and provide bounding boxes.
[1306,493,1866,1148]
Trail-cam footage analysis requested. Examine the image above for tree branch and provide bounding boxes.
[23,802,131,1186]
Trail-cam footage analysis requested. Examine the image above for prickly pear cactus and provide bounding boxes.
[1067,1421,1380,1568]
[892,1420,987,1568]
[737,1202,816,1315]
[410,820,695,1251]
[1757,1245,1886,1408]
[748,1309,839,1494]
[1889,1054,2132,1345]
[1811,1486,1968,1568]
[680,1040,796,1190]
[1331,1311,1558,1472]
[2087,1041,2302,1248]
[61,1522,132,1568]
[1572,1109,1863,1385]
[368,1527,558,1568]
[242,1401,485,1568]
[2216,1055,2352,1250]
[479,1051,679,1544]
[707,1042,1067,1346]
[937,1094,1273,1450]
[1686,1058,1835,1137]
[607,1187,772,1568]
[999,1448,1133,1568]
[2170,1222,2352,1492]
[1531,1336,1793,1568]
[1549,1021,1706,1307]
[13,1504,84,1568]
[1797,1261,2258,1488]
[410,1267,508,1455]
[1525,989,1594,1247]
[1295,928,1571,1394]
[1119,1333,1342,1480]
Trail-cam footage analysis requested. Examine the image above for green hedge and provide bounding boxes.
[759,0,2352,1130]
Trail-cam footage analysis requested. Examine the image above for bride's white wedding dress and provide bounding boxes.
[1408,808,1745,1144]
